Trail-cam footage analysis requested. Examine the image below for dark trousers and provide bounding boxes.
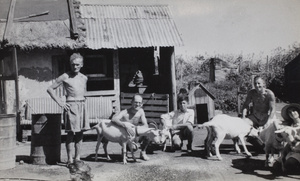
[172,125,194,150]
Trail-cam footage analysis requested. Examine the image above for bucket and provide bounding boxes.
[0,114,16,170]
[31,114,61,165]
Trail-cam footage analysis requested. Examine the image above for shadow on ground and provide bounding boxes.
[232,157,300,180]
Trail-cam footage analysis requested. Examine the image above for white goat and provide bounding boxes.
[161,128,172,151]
[198,114,259,160]
[148,120,172,151]
[275,126,300,172]
[259,120,285,167]
[92,119,167,164]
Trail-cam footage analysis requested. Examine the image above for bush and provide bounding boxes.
[205,81,238,112]
[175,44,300,112]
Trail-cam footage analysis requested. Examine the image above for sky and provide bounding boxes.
[83,0,300,57]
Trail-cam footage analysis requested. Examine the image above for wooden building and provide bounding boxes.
[285,53,300,103]
[0,0,183,138]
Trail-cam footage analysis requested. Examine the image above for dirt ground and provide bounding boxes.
[1,102,300,181]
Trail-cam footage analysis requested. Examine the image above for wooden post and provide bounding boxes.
[154,47,159,75]
[209,58,215,82]
[170,47,177,110]
[237,87,241,115]
[12,47,19,112]
[67,0,79,39]
[0,59,6,114]
[113,49,120,112]
[13,47,21,141]
[3,0,16,42]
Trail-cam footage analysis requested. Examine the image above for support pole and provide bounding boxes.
[67,0,79,39]
[3,0,16,42]
[170,47,177,110]
[13,47,21,141]
[113,49,120,112]
[12,47,19,111]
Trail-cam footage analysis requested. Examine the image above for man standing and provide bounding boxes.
[160,95,194,153]
[111,94,150,161]
[242,75,276,148]
[47,53,90,166]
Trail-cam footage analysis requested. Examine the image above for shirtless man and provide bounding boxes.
[111,94,150,161]
[47,53,90,165]
[242,75,276,148]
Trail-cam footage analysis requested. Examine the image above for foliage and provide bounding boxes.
[175,55,208,90]
[205,81,239,112]
[175,43,300,112]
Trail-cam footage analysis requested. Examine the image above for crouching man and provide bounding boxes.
[242,75,276,150]
[160,95,195,153]
[111,94,150,161]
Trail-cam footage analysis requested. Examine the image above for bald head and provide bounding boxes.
[131,94,143,110]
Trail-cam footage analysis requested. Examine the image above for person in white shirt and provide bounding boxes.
[160,95,194,153]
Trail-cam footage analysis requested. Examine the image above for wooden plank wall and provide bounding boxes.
[120,92,169,125]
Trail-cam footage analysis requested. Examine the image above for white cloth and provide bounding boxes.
[161,109,194,126]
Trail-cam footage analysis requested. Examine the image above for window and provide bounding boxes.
[81,55,114,91]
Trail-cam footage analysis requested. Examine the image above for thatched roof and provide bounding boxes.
[0,20,83,50]
[0,1,183,50]
[0,0,84,50]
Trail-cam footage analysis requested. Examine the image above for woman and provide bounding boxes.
[273,103,300,174]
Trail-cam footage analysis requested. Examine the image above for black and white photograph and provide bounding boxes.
[0,0,300,180]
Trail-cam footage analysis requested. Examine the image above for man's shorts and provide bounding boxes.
[247,114,268,128]
[64,100,90,132]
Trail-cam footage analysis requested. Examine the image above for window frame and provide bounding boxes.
[83,55,114,93]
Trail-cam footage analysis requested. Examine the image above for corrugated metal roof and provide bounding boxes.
[79,4,183,49]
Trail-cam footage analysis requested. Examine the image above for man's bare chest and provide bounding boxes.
[122,113,141,125]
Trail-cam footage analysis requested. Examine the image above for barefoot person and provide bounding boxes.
[47,53,90,165]
[111,94,150,161]
[242,75,276,148]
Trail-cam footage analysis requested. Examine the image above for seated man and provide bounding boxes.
[160,95,195,152]
[111,94,150,161]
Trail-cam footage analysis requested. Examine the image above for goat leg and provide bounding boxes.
[238,135,252,157]
[122,142,128,164]
[103,142,111,161]
[95,135,103,161]
[233,138,241,154]
[214,132,226,160]
[128,141,136,162]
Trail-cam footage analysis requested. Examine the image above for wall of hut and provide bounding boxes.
[2,47,176,115]
[285,54,300,103]
[3,49,66,113]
